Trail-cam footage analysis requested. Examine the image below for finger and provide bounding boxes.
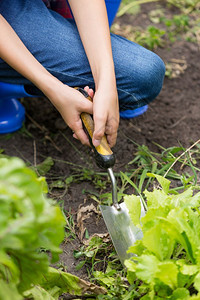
[107,132,118,148]
[73,133,78,140]
[72,119,90,146]
[105,116,119,147]
[84,86,89,93]
[84,86,94,99]
[93,115,107,147]
[88,88,94,98]
[79,97,93,115]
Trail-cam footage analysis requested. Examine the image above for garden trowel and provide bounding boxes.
[77,87,145,265]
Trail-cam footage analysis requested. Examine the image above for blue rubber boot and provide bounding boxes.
[120,105,148,119]
[0,82,33,134]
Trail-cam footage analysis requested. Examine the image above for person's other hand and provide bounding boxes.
[82,86,119,148]
[92,87,119,148]
[72,86,94,141]
[46,83,93,146]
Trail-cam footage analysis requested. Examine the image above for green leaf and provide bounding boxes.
[124,258,137,273]
[0,251,20,283]
[40,267,106,296]
[65,175,74,185]
[124,195,141,226]
[156,261,178,289]
[180,263,198,276]
[190,294,200,299]
[75,260,86,270]
[37,176,48,193]
[167,208,199,263]
[93,270,115,287]
[126,269,137,285]
[0,280,23,300]
[142,223,174,260]
[49,180,65,189]
[127,239,145,256]
[170,288,190,299]
[23,285,57,300]
[144,189,168,208]
[147,173,171,194]
[35,157,54,176]
[194,272,200,292]
[16,252,49,293]
[171,188,193,208]
[141,206,170,231]
[135,254,159,284]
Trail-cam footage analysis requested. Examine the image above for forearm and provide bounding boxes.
[0,14,61,96]
[68,0,116,90]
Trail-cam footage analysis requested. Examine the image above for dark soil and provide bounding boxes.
[0,2,200,281]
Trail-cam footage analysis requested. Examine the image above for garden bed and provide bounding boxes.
[0,1,200,298]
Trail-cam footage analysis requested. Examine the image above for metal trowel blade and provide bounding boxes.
[100,201,145,265]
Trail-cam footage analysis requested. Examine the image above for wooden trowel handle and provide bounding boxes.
[76,87,115,169]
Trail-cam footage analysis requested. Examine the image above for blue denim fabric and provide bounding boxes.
[0,0,165,111]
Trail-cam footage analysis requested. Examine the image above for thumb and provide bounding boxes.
[80,97,93,115]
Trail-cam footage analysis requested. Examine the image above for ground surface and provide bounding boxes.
[0,1,200,283]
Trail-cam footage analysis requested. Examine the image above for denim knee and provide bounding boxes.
[116,48,165,110]
[138,53,166,105]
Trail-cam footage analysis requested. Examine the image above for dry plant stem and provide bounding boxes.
[164,138,200,178]
[169,116,186,128]
[13,146,32,165]
[33,140,37,168]
[117,0,159,17]
[26,112,62,153]
[59,131,83,158]
[33,140,40,177]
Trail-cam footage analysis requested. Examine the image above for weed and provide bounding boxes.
[18,122,34,138]
[135,25,166,49]
[185,21,200,44]
[116,140,200,197]
[74,235,115,274]
[114,0,200,50]
[64,209,77,241]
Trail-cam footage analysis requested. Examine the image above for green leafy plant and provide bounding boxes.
[0,157,64,297]
[0,157,106,299]
[124,174,200,299]
[135,25,166,49]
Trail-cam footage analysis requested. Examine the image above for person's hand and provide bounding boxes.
[45,82,93,146]
[72,86,94,142]
[92,87,119,148]
[82,86,119,148]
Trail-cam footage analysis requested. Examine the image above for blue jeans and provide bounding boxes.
[0,0,165,111]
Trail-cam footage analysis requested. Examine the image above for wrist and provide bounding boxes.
[95,77,117,96]
[92,58,116,85]
[36,74,66,100]
[95,71,117,91]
